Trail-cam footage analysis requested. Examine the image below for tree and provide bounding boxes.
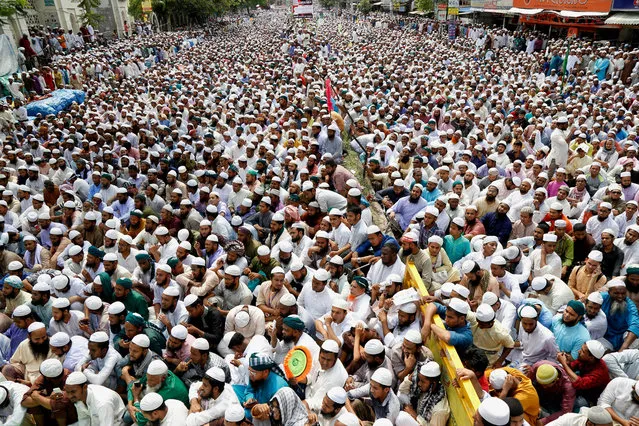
[414,0,433,12]
[357,0,371,14]
[128,0,143,19]
[0,0,28,25]
[76,0,103,26]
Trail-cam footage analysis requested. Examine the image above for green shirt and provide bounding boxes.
[556,234,574,267]
[123,290,149,320]
[249,257,281,283]
[128,371,189,426]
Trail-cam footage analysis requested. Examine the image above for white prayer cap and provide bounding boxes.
[491,255,506,266]
[234,311,250,328]
[192,338,210,351]
[69,230,81,240]
[50,227,64,236]
[478,397,510,426]
[602,228,616,237]
[204,366,225,382]
[327,387,347,404]
[108,301,126,315]
[89,331,109,343]
[52,275,70,290]
[65,371,89,387]
[329,255,343,265]
[448,298,469,315]
[588,250,603,262]
[140,392,164,412]
[12,304,31,317]
[348,188,361,197]
[519,306,538,319]
[105,229,119,239]
[531,277,549,291]
[542,234,557,242]
[7,261,22,271]
[461,260,477,274]
[131,334,151,348]
[103,253,118,262]
[191,257,205,267]
[156,263,172,274]
[225,405,246,422]
[279,294,297,306]
[68,245,82,256]
[452,284,470,299]
[332,298,349,310]
[163,286,180,297]
[405,329,422,345]
[482,292,499,305]
[52,298,71,309]
[147,360,168,375]
[399,303,418,315]
[315,268,330,281]
[489,369,508,390]
[476,303,496,322]
[316,230,330,239]
[425,206,439,217]
[600,202,612,210]
[40,359,64,378]
[278,241,293,254]
[371,368,393,387]
[321,340,340,354]
[554,220,567,229]
[607,279,626,288]
[184,294,199,307]
[154,226,169,236]
[38,212,50,220]
[121,235,133,245]
[586,340,606,359]
[257,245,270,256]
[420,361,441,378]
[428,235,443,246]
[50,332,70,347]
[336,413,360,426]
[171,324,188,340]
[587,292,604,305]
[85,296,102,311]
[586,406,613,425]
[364,339,385,355]
[367,225,381,234]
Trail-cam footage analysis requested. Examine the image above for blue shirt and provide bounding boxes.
[551,315,591,359]
[3,324,27,358]
[601,292,639,351]
[443,235,471,264]
[356,234,397,257]
[233,371,289,420]
[435,303,473,351]
[481,212,513,247]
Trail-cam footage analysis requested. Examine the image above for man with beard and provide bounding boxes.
[76,331,122,388]
[398,361,450,425]
[347,338,395,390]
[615,227,639,275]
[304,230,331,270]
[418,207,445,250]
[211,265,252,315]
[151,263,180,318]
[162,324,195,371]
[48,227,70,270]
[389,329,432,384]
[244,245,280,291]
[287,223,313,260]
[233,352,289,421]
[285,261,313,298]
[149,226,178,264]
[127,360,189,426]
[314,387,348,425]
[49,297,84,337]
[132,251,156,295]
[366,241,406,286]
[550,300,591,360]
[114,277,148,320]
[186,366,241,425]
[103,252,133,288]
[178,199,202,232]
[132,215,159,250]
[375,178,409,209]
[2,275,31,317]
[325,255,349,298]
[528,275,574,316]
[600,280,639,352]
[347,367,400,423]
[462,205,486,240]
[21,358,78,426]
[157,286,188,334]
[202,234,223,268]
[117,235,139,274]
[176,257,218,298]
[78,245,105,283]
[583,291,607,341]
[387,185,427,237]
[256,267,289,322]
[106,302,126,346]
[379,302,421,349]
[183,294,224,349]
[175,337,230,388]
[246,198,274,242]
[529,233,562,279]
[299,340,347,414]
[2,322,55,383]
[475,184,499,219]
[119,333,160,387]
[112,188,134,225]
[116,312,166,359]
[64,370,127,426]
[272,241,299,274]
[481,201,513,247]
[271,314,320,364]
[586,202,619,245]
[76,211,104,248]
[557,340,609,406]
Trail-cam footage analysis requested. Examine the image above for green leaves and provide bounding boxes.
[414,0,433,12]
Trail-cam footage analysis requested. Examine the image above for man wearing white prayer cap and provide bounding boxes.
[388,328,432,385]
[598,279,639,352]
[516,305,558,366]
[176,335,231,388]
[347,367,400,423]
[567,250,606,301]
[223,404,247,426]
[335,412,361,426]
[64,370,127,426]
[163,324,196,371]
[139,392,188,426]
[1,321,52,383]
[78,331,123,388]
[422,297,473,352]
[315,386,349,424]
[348,338,395,391]
[128,360,189,425]
[49,331,89,372]
[226,304,266,340]
[304,339,348,412]
[585,201,619,245]
[472,303,515,366]
[584,291,607,341]
[474,397,510,426]
[315,297,353,345]
[396,360,449,424]
[20,358,73,423]
[529,233,562,279]
[185,366,241,425]
[0,378,31,426]
[297,267,337,321]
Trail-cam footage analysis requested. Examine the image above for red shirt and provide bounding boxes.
[569,359,609,403]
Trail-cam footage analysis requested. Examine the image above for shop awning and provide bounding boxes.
[508,7,544,15]
[605,12,639,25]
[408,10,428,14]
[483,8,514,14]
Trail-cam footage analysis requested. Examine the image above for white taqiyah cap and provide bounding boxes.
[89,331,109,343]
[364,339,385,355]
[600,202,612,210]
[278,242,293,254]
[461,260,476,274]
[315,268,330,281]
[399,303,418,314]
[147,360,168,375]
[452,284,470,299]
[420,361,441,378]
[131,334,150,348]
[52,275,70,290]
[191,257,206,267]
[321,339,340,353]
[85,296,102,311]
[40,359,64,378]
[327,386,347,404]
[482,292,499,305]
[7,261,22,271]
[489,369,508,390]
[279,294,296,306]
[33,282,51,292]
[586,406,613,425]
[329,255,343,265]
[140,392,164,412]
[531,277,548,291]
[234,310,250,328]
[367,225,381,234]
[587,292,604,305]
[171,324,188,340]
[52,298,71,309]
[290,261,304,272]
[192,338,210,351]
[336,413,360,426]
[257,245,270,256]
[607,279,626,288]
[163,286,180,297]
[50,331,70,346]
[68,245,83,256]
[586,340,606,359]
[478,397,510,426]
[476,303,496,322]
[371,367,393,387]
[332,298,349,310]
[103,253,118,262]
[491,255,506,266]
[588,250,603,262]
[520,305,538,319]
[184,294,199,307]
[108,301,126,315]
[542,233,557,242]
[204,366,225,382]
[65,371,88,385]
[225,405,246,422]
[405,329,422,344]
[448,298,469,315]
[554,220,567,228]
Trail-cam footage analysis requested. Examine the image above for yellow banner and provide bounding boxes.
[142,0,153,13]
[448,7,459,14]
[404,264,480,425]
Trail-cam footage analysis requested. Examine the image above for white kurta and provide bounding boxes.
[546,128,569,168]
[73,384,127,426]
[186,383,241,426]
[305,360,348,412]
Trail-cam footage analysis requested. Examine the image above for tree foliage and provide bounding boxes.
[76,0,103,26]
[128,0,143,20]
[357,0,371,14]
[414,0,433,12]
[0,0,28,24]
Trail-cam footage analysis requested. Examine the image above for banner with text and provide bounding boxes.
[612,0,639,10]
[292,0,314,18]
[513,0,612,12]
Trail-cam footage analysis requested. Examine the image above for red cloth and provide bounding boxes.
[569,359,610,403]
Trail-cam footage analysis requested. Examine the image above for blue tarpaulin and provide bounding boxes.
[25,89,85,117]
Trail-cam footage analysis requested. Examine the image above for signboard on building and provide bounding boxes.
[292,0,313,18]
[513,0,612,12]
[448,6,459,13]
[612,0,639,10]
[141,0,153,12]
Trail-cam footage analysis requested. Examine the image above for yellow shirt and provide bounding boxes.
[471,320,514,364]
[485,367,540,426]
[10,340,62,384]
[5,290,32,317]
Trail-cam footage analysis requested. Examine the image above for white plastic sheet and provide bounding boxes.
[0,35,18,78]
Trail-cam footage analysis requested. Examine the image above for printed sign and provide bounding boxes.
[513,0,612,13]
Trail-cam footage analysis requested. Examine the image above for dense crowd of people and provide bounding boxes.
[0,6,639,426]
